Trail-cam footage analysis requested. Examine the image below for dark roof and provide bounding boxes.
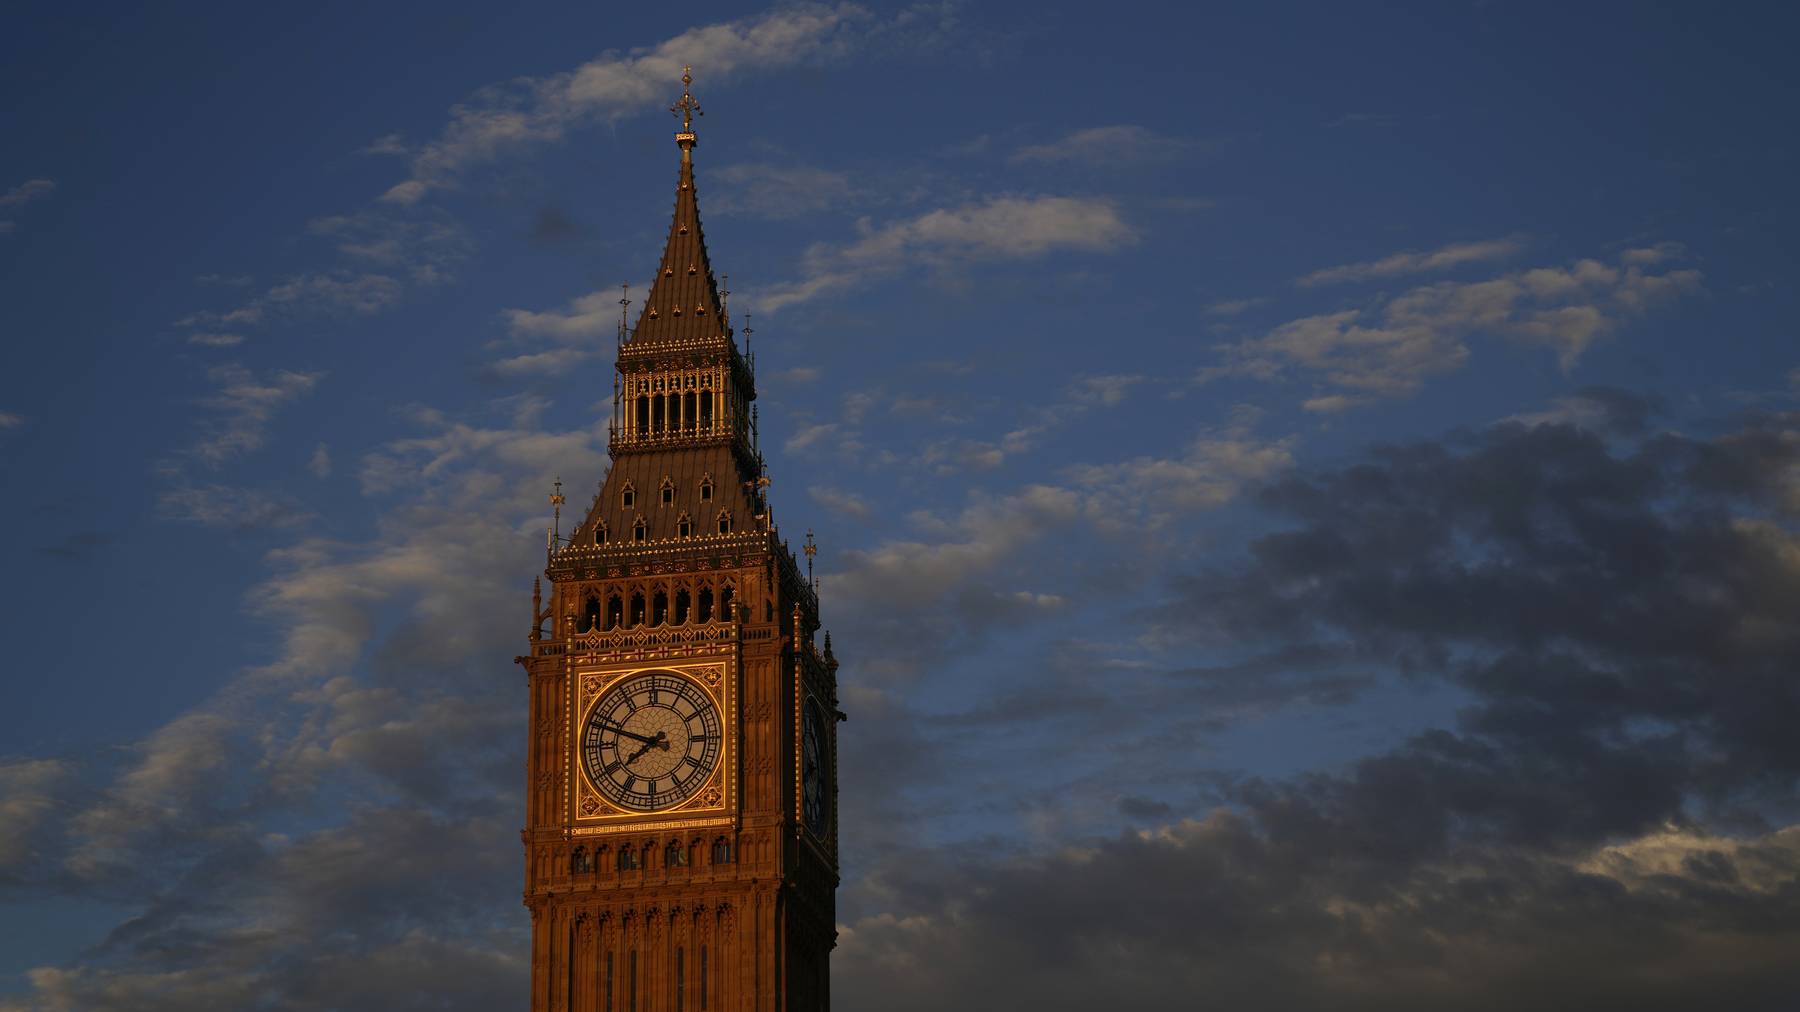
[626,148,729,348]
[574,444,758,546]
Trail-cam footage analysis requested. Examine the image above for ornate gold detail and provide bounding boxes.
[569,659,734,832]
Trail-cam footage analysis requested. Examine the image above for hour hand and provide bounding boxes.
[623,731,668,765]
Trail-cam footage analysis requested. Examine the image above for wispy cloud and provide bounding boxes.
[1010,124,1160,164]
[711,163,858,219]
[0,178,54,207]
[1206,246,1702,410]
[1296,236,1526,287]
[380,4,908,205]
[0,411,23,429]
[0,177,55,234]
[187,332,246,347]
[757,195,1137,311]
[158,483,314,529]
[190,364,325,465]
[501,289,620,343]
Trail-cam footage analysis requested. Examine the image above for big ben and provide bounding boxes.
[517,70,841,1011]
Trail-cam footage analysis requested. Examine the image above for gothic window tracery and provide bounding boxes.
[577,594,602,634]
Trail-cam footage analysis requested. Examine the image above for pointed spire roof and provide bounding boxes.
[627,68,728,347]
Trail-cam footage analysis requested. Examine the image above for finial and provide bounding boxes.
[550,477,565,545]
[720,274,730,327]
[804,528,817,593]
[617,283,631,345]
[671,66,703,153]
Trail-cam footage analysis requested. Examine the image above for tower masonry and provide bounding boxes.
[518,69,841,1012]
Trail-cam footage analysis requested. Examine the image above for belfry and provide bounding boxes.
[518,69,841,1011]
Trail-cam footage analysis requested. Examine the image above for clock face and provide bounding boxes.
[801,696,829,837]
[581,672,722,812]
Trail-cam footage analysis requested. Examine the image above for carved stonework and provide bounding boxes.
[523,77,836,1012]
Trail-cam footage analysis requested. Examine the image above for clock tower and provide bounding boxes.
[518,70,841,1012]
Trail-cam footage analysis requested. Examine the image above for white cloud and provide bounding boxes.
[158,482,313,529]
[381,4,896,204]
[502,289,620,343]
[1205,297,1267,317]
[1296,236,1526,287]
[484,348,598,377]
[711,163,857,219]
[1070,420,1295,528]
[191,364,325,465]
[809,485,872,520]
[1010,124,1158,164]
[187,332,245,347]
[265,272,405,315]
[0,759,69,871]
[0,178,54,207]
[0,411,22,429]
[309,443,332,478]
[756,195,1137,311]
[1206,248,1702,409]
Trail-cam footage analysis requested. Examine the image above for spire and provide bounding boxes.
[629,67,726,346]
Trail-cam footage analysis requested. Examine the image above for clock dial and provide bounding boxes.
[581,672,722,812]
[801,696,829,838]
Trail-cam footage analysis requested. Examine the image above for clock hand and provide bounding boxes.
[596,720,664,747]
[623,730,670,766]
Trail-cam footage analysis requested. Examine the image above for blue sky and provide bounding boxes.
[4,2,1800,1007]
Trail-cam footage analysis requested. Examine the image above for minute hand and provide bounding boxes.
[596,720,663,746]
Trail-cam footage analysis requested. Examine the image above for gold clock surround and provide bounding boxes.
[567,658,736,836]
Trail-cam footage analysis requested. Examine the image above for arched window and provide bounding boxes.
[652,394,665,433]
[719,585,734,623]
[699,393,713,431]
[665,841,686,867]
[635,395,649,434]
[629,592,645,627]
[577,594,601,633]
[710,837,733,865]
[651,591,668,626]
[697,587,714,624]
[571,846,588,874]
[673,589,691,625]
[605,594,623,631]
[683,391,697,431]
[617,847,638,871]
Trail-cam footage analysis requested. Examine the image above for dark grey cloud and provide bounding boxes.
[831,409,1800,1010]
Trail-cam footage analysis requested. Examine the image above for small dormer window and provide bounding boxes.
[717,510,732,535]
[677,513,692,538]
[660,477,675,506]
[699,477,714,502]
[621,483,635,509]
[594,524,607,545]
[633,518,647,542]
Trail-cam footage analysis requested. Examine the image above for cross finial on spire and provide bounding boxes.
[671,66,703,139]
